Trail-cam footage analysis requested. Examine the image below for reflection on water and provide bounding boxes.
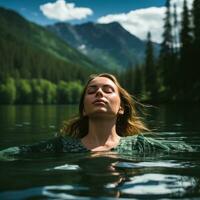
[117,174,197,196]
[0,105,78,148]
[2,173,196,199]
[114,161,190,168]
[0,185,89,200]
[0,153,200,199]
[45,163,81,171]
[0,105,200,199]
[0,155,199,199]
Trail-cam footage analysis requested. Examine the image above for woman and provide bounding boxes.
[0,73,194,159]
[61,73,149,151]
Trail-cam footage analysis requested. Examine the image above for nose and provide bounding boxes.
[95,87,103,97]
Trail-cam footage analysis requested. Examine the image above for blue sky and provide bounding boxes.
[0,0,194,43]
[0,0,165,24]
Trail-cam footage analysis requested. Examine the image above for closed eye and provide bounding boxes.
[102,85,114,93]
[87,86,97,94]
[86,85,115,94]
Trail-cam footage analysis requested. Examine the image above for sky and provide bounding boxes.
[0,0,194,43]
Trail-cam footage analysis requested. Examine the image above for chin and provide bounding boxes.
[89,110,116,119]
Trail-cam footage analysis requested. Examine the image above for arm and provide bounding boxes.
[0,137,63,161]
[116,134,195,154]
[134,134,195,153]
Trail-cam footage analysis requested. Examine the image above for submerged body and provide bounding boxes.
[0,134,194,160]
[0,74,195,160]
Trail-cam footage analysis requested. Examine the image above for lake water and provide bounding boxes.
[0,104,200,199]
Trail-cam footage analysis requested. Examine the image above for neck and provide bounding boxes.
[82,117,121,150]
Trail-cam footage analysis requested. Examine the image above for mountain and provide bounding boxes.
[0,7,103,83]
[47,22,159,70]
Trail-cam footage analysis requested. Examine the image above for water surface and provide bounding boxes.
[0,104,200,199]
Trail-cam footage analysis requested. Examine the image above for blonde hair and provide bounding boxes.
[60,73,149,138]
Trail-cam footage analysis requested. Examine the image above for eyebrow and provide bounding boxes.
[87,84,114,88]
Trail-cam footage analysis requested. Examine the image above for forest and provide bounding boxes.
[0,0,199,104]
[121,0,200,103]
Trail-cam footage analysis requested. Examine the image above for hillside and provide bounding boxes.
[0,7,103,83]
[47,22,159,70]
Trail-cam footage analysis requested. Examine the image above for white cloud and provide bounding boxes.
[97,0,194,43]
[40,0,93,21]
[98,7,165,43]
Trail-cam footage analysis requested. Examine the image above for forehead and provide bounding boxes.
[88,77,117,88]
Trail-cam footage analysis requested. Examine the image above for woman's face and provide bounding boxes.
[83,77,124,119]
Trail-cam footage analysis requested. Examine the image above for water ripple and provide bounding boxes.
[113,161,193,169]
[118,174,197,195]
[0,185,88,200]
[45,163,81,171]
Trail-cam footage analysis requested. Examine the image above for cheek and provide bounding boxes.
[109,94,121,108]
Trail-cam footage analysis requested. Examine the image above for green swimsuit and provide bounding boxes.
[0,134,194,160]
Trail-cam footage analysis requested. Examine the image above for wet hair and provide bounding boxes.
[60,73,149,138]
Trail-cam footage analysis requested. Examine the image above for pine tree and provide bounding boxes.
[144,32,158,101]
[159,0,174,100]
[173,3,179,54]
[179,0,193,99]
[192,0,200,101]
[133,65,143,98]
[170,3,180,100]
[160,0,173,56]
[193,0,200,46]
[121,64,135,95]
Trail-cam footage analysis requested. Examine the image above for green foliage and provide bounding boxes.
[0,4,200,103]
[57,81,83,104]
[192,0,200,101]
[119,64,143,99]
[48,21,152,71]
[193,0,200,45]
[0,78,16,104]
[67,82,83,104]
[121,0,200,103]
[158,0,175,97]
[133,65,143,98]
[16,79,32,104]
[31,79,44,104]
[177,0,194,100]
[41,80,57,104]
[0,7,99,85]
[57,81,70,104]
[0,78,83,104]
[144,32,158,101]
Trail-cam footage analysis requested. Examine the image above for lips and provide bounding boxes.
[92,99,107,105]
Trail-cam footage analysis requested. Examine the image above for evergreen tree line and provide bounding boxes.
[0,29,94,84]
[121,0,200,103]
[1,0,199,104]
[0,78,83,104]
